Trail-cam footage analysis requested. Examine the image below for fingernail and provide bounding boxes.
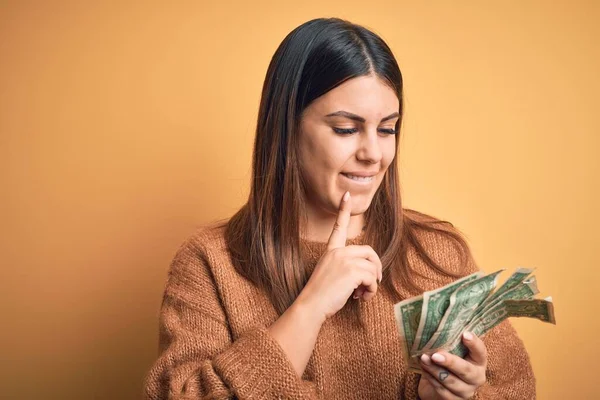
[463,331,473,341]
[343,191,350,202]
[431,353,445,363]
[420,354,431,365]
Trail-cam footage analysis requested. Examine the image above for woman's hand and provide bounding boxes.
[295,191,383,321]
[417,331,488,400]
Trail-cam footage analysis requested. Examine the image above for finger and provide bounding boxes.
[349,258,376,300]
[344,245,383,284]
[345,253,379,300]
[420,354,475,399]
[352,286,365,300]
[420,369,462,400]
[428,350,483,386]
[353,267,378,301]
[462,331,488,367]
[350,257,379,282]
[360,284,377,301]
[327,191,351,251]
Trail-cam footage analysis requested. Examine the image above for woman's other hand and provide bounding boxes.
[417,331,488,399]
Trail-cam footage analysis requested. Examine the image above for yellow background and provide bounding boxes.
[1,2,598,399]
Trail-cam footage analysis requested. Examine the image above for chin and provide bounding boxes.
[347,195,373,214]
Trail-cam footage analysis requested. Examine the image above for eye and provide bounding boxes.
[332,127,397,135]
[333,127,358,134]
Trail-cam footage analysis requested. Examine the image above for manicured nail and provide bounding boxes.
[431,353,446,363]
[463,331,473,341]
[420,354,432,365]
[343,191,350,202]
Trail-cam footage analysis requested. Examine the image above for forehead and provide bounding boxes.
[307,75,399,119]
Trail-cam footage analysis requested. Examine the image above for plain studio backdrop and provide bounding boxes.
[1,1,598,399]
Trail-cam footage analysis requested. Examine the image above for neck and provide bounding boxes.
[301,202,366,243]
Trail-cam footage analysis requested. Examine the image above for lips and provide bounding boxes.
[342,171,378,177]
[341,173,375,183]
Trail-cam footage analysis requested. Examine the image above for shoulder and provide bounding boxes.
[403,209,480,285]
[162,222,231,321]
[166,222,229,291]
[171,222,228,263]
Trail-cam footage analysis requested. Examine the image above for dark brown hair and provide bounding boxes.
[216,18,472,319]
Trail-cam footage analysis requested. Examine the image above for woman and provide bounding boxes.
[144,17,535,399]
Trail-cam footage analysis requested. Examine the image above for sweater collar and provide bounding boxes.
[299,230,366,265]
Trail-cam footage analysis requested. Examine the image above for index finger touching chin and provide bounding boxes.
[326,191,351,251]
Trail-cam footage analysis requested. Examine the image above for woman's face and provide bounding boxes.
[298,74,399,218]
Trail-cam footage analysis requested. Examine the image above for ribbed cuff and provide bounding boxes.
[213,326,319,399]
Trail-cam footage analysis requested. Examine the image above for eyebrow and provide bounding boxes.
[325,110,399,123]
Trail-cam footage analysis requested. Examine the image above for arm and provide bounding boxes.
[268,296,325,378]
[143,236,322,400]
[409,228,536,399]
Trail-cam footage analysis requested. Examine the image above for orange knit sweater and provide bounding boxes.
[143,223,536,399]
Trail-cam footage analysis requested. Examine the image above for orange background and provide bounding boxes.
[1,2,598,399]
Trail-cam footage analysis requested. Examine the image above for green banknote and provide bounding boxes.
[410,272,483,355]
[444,276,539,354]
[393,268,556,374]
[449,296,555,357]
[420,270,504,353]
[465,276,539,332]
[393,294,423,367]
[469,268,534,323]
[504,297,556,323]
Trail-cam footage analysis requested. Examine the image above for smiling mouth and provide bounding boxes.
[341,173,375,183]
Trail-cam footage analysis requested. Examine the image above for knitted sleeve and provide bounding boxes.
[143,235,321,400]
[441,232,538,399]
[409,227,536,399]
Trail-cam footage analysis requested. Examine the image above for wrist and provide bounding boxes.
[290,296,326,328]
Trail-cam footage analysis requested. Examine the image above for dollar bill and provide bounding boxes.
[448,295,555,357]
[420,270,504,353]
[393,268,556,374]
[410,272,483,355]
[393,294,423,370]
[468,267,534,323]
[504,296,556,323]
[446,277,540,356]
[465,276,539,332]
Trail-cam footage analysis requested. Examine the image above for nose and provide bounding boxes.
[356,129,383,164]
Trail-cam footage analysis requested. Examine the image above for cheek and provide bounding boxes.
[382,141,397,167]
[299,145,338,189]
[302,139,348,175]
[371,144,396,187]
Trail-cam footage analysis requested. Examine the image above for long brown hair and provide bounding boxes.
[217,18,471,318]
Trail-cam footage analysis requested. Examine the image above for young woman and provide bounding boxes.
[144,17,535,400]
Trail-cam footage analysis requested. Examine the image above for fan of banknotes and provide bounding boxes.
[393,268,556,373]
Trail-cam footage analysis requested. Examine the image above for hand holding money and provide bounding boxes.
[394,268,556,375]
[417,330,487,399]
